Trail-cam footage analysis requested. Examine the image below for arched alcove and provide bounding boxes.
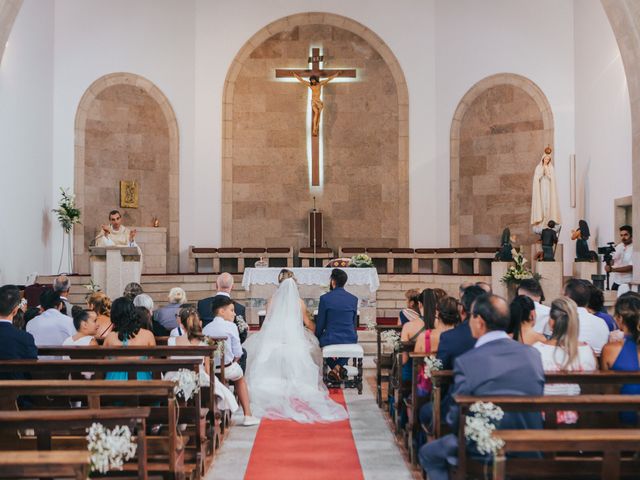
[221,12,409,248]
[73,73,179,273]
[450,73,554,247]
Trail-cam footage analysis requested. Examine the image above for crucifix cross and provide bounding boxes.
[276,48,356,187]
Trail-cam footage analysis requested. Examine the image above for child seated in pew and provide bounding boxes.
[164,306,238,414]
[63,306,98,346]
[533,297,597,424]
[202,296,259,426]
[601,292,640,424]
[103,297,156,380]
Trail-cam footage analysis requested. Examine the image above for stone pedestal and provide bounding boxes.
[135,227,167,274]
[491,262,513,300]
[534,261,564,300]
[90,246,142,299]
[573,261,599,281]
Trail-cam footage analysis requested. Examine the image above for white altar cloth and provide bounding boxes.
[241,267,380,293]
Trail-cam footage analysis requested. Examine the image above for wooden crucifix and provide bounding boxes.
[276,48,356,186]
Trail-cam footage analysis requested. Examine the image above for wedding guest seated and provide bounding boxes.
[0,285,37,379]
[399,288,421,325]
[202,296,259,426]
[475,281,492,294]
[133,294,154,331]
[103,297,156,380]
[563,279,609,355]
[401,289,437,386]
[11,298,28,331]
[516,279,550,334]
[122,282,143,302]
[153,287,187,336]
[508,295,546,345]
[533,297,596,424]
[165,306,238,414]
[87,292,113,339]
[414,296,461,355]
[63,306,98,346]
[26,290,76,348]
[53,275,72,316]
[587,283,616,332]
[418,285,485,431]
[601,292,640,424]
[419,295,544,480]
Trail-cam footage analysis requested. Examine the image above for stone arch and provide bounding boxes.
[221,12,409,246]
[73,72,179,273]
[450,73,554,247]
[0,0,22,64]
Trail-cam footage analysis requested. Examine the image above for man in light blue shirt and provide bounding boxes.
[26,290,76,358]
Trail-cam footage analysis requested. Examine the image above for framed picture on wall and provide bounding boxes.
[120,180,139,209]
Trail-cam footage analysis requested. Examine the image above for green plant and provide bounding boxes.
[52,187,81,233]
[349,254,374,268]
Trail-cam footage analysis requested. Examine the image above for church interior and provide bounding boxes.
[1,0,640,479]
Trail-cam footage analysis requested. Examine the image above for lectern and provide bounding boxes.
[89,246,142,299]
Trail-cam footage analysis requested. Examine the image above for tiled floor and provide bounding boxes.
[207,375,417,480]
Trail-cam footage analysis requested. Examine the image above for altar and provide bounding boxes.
[241,267,380,326]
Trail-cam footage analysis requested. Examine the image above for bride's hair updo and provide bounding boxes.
[278,269,296,284]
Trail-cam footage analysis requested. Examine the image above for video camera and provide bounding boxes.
[597,242,616,266]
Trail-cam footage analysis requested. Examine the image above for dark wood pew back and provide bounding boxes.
[375,325,402,407]
[0,450,90,479]
[0,408,150,479]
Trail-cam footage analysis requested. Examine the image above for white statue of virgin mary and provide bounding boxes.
[531,148,561,229]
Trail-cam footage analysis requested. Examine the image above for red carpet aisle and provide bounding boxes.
[243,389,364,480]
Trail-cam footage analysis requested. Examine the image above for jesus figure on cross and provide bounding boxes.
[292,71,341,136]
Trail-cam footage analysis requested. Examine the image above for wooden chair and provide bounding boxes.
[0,408,149,479]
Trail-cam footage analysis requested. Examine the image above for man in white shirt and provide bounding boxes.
[95,210,138,247]
[516,278,550,335]
[606,225,633,295]
[53,275,72,316]
[564,279,609,355]
[26,290,76,355]
[202,295,258,426]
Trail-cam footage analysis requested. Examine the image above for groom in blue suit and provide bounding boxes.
[316,269,358,380]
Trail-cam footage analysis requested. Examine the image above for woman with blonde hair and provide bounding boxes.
[87,292,113,338]
[533,296,596,424]
[152,287,187,336]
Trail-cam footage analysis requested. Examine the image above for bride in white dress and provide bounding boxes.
[243,272,348,423]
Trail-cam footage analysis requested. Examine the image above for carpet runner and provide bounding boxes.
[243,389,364,479]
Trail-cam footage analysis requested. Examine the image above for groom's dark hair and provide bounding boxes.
[211,295,234,317]
[330,269,348,288]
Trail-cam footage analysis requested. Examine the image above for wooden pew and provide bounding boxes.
[0,450,90,479]
[430,370,640,439]
[375,325,402,407]
[454,394,640,480]
[392,340,416,433]
[0,408,149,479]
[0,380,184,480]
[0,358,215,477]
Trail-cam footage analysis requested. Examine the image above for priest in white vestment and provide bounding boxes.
[95,210,138,248]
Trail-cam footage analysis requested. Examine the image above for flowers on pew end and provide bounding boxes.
[171,368,200,402]
[381,330,400,351]
[235,315,248,334]
[86,422,137,474]
[423,356,443,378]
[349,254,374,268]
[366,318,378,331]
[52,187,81,233]
[464,401,505,456]
[501,248,541,285]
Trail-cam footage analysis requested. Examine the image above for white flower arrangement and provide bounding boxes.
[366,319,378,331]
[423,356,443,378]
[350,254,374,268]
[235,315,248,333]
[86,422,137,474]
[380,330,400,351]
[52,187,81,233]
[171,368,200,402]
[501,248,541,285]
[464,401,505,456]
